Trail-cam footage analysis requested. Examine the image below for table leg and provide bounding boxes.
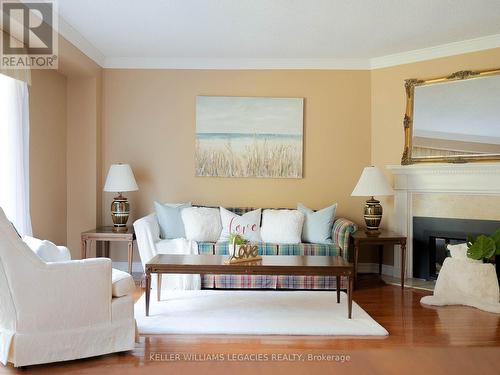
[104,241,110,258]
[336,275,340,303]
[348,274,353,319]
[354,240,359,287]
[95,240,101,257]
[128,241,133,275]
[145,271,151,317]
[401,240,406,289]
[378,245,383,275]
[81,239,86,259]
[157,274,162,301]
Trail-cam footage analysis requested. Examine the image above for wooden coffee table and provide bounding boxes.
[144,254,354,319]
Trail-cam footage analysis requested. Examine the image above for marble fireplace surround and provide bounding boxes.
[386,163,500,280]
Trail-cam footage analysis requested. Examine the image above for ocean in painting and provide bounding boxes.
[195,132,303,178]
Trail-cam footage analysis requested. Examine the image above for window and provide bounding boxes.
[0,73,32,236]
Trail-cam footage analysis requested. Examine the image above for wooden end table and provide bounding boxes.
[81,227,136,274]
[145,254,355,319]
[351,229,407,288]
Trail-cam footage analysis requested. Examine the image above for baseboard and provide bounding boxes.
[357,262,394,276]
[112,261,144,273]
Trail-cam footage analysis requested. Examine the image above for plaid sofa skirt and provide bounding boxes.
[198,241,348,290]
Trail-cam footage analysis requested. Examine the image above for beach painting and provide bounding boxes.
[195,96,304,178]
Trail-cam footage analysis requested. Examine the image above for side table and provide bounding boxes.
[81,227,136,274]
[351,229,407,288]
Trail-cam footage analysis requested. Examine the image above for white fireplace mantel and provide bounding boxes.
[386,163,500,279]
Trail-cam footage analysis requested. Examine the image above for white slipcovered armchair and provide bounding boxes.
[0,209,136,367]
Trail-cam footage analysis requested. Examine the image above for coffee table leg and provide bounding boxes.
[336,275,340,303]
[145,271,151,317]
[348,274,353,319]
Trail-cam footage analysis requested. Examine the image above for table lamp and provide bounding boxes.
[104,163,138,231]
[351,166,394,232]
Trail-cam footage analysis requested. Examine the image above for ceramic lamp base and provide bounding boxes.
[111,194,129,230]
[364,196,383,231]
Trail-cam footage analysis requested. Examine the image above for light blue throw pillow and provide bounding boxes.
[154,201,191,239]
[297,203,337,244]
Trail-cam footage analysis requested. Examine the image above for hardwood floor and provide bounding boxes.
[2,275,499,374]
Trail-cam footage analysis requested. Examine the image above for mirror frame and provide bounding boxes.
[401,68,500,165]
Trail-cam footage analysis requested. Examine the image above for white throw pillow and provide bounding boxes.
[181,207,222,242]
[22,236,71,262]
[260,209,305,244]
[219,207,262,242]
[447,243,482,263]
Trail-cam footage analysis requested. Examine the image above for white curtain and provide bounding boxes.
[0,73,32,236]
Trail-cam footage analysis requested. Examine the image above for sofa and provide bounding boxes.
[135,206,357,290]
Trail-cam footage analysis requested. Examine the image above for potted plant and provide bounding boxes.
[467,229,500,281]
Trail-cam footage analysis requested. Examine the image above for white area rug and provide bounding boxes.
[134,290,388,336]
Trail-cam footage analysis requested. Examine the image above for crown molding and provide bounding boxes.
[370,33,500,69]
[103,57,371,70]
[54,17,500,71]
[57,16,105,67]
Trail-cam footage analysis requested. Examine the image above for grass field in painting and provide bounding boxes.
[195,133,302,178]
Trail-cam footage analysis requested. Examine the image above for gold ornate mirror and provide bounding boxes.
[402,68,500,165]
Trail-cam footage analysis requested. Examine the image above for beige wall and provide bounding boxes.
[25,35,102,258]
[60,36,103,257]
[102,69,372,262]
[66,77,102,256]
[29,69,67,245]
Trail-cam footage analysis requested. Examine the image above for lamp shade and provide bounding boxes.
[351,166,394,197]
[103,164,138,193]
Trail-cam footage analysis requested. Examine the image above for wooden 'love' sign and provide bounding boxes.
[225,243,262,264]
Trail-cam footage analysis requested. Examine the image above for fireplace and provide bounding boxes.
[413,217,500,280]
[387,163,500,280]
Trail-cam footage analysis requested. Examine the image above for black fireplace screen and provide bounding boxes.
[413,217,500,280]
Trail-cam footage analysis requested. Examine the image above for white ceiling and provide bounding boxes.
[57,0,500,69]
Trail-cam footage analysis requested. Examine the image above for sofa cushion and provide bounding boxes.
[215,241,278,256]
[219,207,262,242]
[278,243,340,256]
[182,207,222,242]
[298,203,337,244]
[197,241,215,254]
[112,268,135,297]
[154,201,191,239]
[260,209,304,244]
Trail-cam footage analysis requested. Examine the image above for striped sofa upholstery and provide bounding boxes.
[198,206,357,290]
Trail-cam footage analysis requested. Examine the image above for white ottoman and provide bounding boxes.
[421,257,500,313]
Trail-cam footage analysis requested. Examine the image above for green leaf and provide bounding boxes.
[467,235,496,260]
[490,229,500,254]
[228,233,247,245]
